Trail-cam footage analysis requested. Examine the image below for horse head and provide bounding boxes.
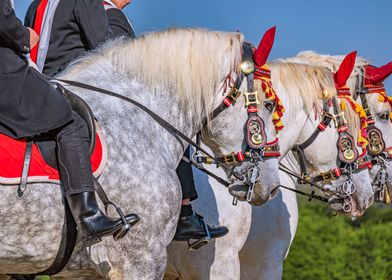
[203,27,282,206]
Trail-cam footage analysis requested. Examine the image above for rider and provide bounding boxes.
[101,0,229,241]
[102,0,136,38]
[24,0,113,75]
[0,0,139,246]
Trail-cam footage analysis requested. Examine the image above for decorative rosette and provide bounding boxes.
[255,64,285,133]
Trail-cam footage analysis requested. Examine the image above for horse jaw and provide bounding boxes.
[350,169,374,214]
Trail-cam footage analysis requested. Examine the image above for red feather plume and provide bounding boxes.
[334,51,357,87]
[253,26,276,67]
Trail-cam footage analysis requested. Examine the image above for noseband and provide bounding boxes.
[356,70,392,203]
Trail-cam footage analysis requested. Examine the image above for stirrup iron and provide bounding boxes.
[187,219,211,250]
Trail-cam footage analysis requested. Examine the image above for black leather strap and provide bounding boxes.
[17,141,33,198]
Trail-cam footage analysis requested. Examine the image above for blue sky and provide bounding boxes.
[15,0,392,90]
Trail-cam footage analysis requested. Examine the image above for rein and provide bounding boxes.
[49,76,242,185]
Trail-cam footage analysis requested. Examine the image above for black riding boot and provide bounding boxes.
[66,192,140,246]
[57,112,139,246]
[174,205,229,241]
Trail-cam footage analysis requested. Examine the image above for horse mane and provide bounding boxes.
[269,59,362,140]
[268,60,336,113]
[63,28,244,125]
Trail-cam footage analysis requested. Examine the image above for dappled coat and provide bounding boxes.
[0,0,73,139]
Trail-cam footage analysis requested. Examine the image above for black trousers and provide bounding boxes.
[56,112,95,196]
[176,147,198,201]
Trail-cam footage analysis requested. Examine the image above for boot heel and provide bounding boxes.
[83,236,102,247]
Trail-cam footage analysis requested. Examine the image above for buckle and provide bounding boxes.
[321,171,334,182]
[243,91,260,107]
[227,87,241,105]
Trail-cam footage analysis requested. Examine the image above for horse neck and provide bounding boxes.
[60,63,213,163]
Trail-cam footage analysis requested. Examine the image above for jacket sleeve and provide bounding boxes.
[106,8,136,38]
[0,0,30,53]
[74,0,113,50]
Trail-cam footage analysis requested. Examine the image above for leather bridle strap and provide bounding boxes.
[291,100,332,178]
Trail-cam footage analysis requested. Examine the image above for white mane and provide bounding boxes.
[269,60,336,114]
[63,28,244,125]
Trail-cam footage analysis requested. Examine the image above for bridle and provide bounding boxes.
[283,90,372,213]
[355,69,392,203]
[192,41,283,202]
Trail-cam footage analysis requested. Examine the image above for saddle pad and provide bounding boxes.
[0,127,107,185]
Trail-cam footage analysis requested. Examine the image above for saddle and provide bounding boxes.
[4,84,108,279]
[0,83,107,186]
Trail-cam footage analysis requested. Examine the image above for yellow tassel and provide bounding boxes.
[340,101,346,111]
[272,112,280,120]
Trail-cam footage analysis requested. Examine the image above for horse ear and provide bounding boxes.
[364,62,392,85]
[253,26,276,67]
[334,51,357,87]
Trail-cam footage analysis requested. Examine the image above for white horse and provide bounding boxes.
[0,29,282,279]
[165,60,375,279]
[291,51,392,199]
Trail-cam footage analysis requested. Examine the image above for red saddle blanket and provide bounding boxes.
[0,127,107,184]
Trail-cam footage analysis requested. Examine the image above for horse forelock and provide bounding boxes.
[269,61,336,117]
[63,28,244,127]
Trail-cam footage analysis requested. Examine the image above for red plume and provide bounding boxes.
[334,51,357,87]
[253,26,276,67]
[364,62,392,85]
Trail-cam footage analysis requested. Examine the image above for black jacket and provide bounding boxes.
[0,0,73,139]
[25,0,113,75]
[105,7,135,38]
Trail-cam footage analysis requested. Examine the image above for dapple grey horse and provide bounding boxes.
[0,29,281,279]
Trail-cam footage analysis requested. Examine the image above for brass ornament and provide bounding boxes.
[338,133,358,164]
[343,149,355,161]
[240,61,255,75]
[367,126,385,156]
[251,133,263,145]
[243,91,260,107]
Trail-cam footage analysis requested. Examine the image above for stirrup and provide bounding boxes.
[105,201,131,241]
[187,218,211,250]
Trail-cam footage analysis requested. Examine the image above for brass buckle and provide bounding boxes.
[243,91,260,107]
[223,152,236,164]
[321,171,334,183]
[331,112,347,128]
[227,87,241,105]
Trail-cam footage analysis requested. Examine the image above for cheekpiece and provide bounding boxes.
[337,132,358,164]
[367,126,385,156]
[246,115,266,149]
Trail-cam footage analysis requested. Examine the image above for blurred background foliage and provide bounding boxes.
[283,198,392,280]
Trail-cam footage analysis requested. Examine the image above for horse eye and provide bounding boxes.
[264,100,275,112]
[378,111,390,121]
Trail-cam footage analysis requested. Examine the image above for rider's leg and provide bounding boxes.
[174,147,229,240]
[56,112,139,246]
